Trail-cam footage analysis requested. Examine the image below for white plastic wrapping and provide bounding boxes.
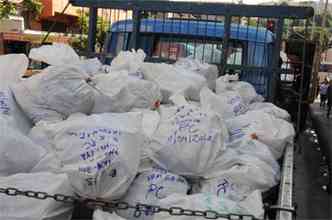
[53,113,143,200]
[0,172,74,220]
[131,109,161,173]
[139,63,207,103]
[12,65,95,124]
[28,113,88,154]
[0,53,29,84]
[175,58,218,90]
[29,43,80,66]
[117,167,189,220]
[29,43,103,76]
[0,54,32,134]
[226,110,295,159]
[92,73,162,113]
[0,117,59,176]
[201,154,279,202]
[147,98,228,176]
[110,49,146,74]
[249,102,291,121]
[200,87,248,119]
[216,74,258,104]
[156,192,264,220]
[226,137,280,174]
[94,209,127,220]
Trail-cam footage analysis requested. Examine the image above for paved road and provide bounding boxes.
[294,103,331,220]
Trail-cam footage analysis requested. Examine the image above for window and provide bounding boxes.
[114,32,129,55]
[152,36,243,65]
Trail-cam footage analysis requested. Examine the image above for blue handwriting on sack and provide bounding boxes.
[145,184,164,199]
[0,91,10,115]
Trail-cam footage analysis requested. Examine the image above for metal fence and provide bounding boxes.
[70,0,314,103]
[66,1,315,219]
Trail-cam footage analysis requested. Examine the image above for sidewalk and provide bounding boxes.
[294,102,332,219]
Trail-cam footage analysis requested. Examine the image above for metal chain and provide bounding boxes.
[0,187,262,220]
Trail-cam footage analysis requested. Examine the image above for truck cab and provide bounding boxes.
[104,19,275,97]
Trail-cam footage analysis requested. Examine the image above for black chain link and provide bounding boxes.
[0,187,263,220]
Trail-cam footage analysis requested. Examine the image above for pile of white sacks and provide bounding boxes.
[0,43,295,220]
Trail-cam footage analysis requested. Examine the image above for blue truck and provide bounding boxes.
[104,19,275,97]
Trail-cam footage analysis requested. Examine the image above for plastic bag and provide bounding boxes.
[92,73,162,113]
[226,137,280,174]
[226,110,295,159]
[200,87,248,119]
[117,167,189,220]
[94,209,127,220]
[139,63,207,103]
[216,74,257,104]
[79,58,103,76]
[0,87,32,134]
[201,155,279,202]
[0,172,74,220]
[29,43,80,66]
[156,192,264,220]
[12,65,95,124]
[147,97,228,176]
[131,109,161,172]
[110,49,146,74]
[0,117,59,176]
[53,113,143,200]
[249,102,291,121]
[28,113,89,154]
[0,54,32,134]
[175,58,218,90]
[0,54,29,84]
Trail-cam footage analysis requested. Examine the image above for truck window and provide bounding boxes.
[115,32,130,55]
[152,36,243,65]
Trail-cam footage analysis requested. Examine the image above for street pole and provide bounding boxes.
[322,0,329,29]
[321,0,329,61]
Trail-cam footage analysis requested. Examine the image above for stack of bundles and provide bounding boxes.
[0,44,295,220]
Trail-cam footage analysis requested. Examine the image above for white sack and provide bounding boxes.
[139,63,207,103]
[29,113,89,154]
[94,210,127,220]
[156,192,264,220]
[12,65,95,124]
[0,54,32,134]
[249,102,291,121]
[0,54,28,84]
[147,99,228,177]
[201,156,279,202]
[92,73,162,113]
[111,49,146,74]
[131,109,161,173]
[53,113,143,200]
[0,117,59,176]
[79,58,103,76]
[0,172,74,220]
[226,137,280,174]
[175,58,218,90]
[29,43,80,66]
[226,110,295,159]
[200,87,248,119]
[117,167,189,220]
[0,87,32,134]
[216,74,257,104]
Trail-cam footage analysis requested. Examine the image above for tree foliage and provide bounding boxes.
[71,10,110,53]
[21,0,43,18]
[0,0,16,20]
